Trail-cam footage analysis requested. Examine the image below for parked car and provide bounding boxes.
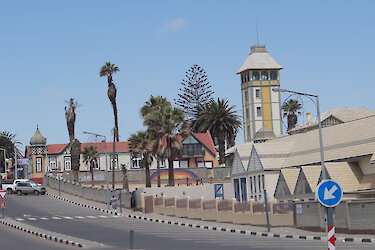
[1,179,15,193]
[12,179,30,193]
[15,182,46,195]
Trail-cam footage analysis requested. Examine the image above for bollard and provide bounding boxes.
[129,230,134,249]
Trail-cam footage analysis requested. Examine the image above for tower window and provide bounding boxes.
[256,107,262,116]
[255,89,260,99]
[270,71,277,80]
[244,73,248,82]
[241,74,244,83]
[36,157,42,172]
[245,90,249,102]
[261,71,268,80]
[252,71,260,80]
[247,72,250,82]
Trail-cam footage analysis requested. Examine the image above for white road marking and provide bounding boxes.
[15,218,25,221]
[63,216,73,219]
[98,215,109,218]
[86,216,97,219]
[51,217,61,220]
[74,216,85,219]
[28,218,37,221]
[39,217,49,220]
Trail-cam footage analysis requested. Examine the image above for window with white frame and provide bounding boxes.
[256,107,262,117]
[132,155,141,169]
[64,156,71,171]
[36,157,42,172]
[110,154,118,170]
[49,157,57,171]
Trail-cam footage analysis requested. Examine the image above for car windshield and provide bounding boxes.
[30,182,38,187]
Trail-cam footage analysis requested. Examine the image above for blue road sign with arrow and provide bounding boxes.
[316,180,343,207]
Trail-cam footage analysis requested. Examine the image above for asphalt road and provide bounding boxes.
[2,194,374,250]
[0,223,72,250]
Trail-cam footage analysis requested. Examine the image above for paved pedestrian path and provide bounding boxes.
[46,187,375,241]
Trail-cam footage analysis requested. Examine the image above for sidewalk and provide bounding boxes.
[46,187,375,241]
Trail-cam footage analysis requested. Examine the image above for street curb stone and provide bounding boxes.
[0,220,83,248]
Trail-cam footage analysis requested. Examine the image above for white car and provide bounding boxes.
[1,179,30,193]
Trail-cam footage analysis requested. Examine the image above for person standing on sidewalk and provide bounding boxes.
[109,195,118,213]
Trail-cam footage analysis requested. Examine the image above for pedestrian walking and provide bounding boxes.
[109,195,118,213]
[131,191,136,211]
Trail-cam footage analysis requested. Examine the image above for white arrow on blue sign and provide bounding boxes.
[316,180,343,207]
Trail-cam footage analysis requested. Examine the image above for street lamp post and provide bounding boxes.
[83,131,110,210]
[273,88,333,248]
[14,142,18,180]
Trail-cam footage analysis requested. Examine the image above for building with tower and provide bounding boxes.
[29,126,47,183]
[237,45,283,142]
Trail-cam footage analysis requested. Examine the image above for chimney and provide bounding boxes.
[306,112,311,121]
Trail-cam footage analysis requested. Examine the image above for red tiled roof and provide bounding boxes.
[26,142,130,155]
[81,142,129,153]
[47,144,67,154]
[158,131,217,156]
[25,132,215,156]
[194,130,217,156]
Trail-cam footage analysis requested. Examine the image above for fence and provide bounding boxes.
[45,175,131,208]
[295,199,375,234]
[147,195,294,226]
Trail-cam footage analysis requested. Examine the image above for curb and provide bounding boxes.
[47,193,119,216]
[0,220,83,248]
[48,193,375,244]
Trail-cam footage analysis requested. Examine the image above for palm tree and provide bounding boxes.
[281,99,302,131]
[82,145,99,187]
[0,131,21,174]
[65,98,81,182]
[193,98,241,165]
[128,131,153,188]
[145,105,189,186]
[100,62,120,189]
[141,95,170,187]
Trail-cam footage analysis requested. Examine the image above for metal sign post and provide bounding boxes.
[0,190,7,218]
[116,188,123,213]
[316,180,343,250]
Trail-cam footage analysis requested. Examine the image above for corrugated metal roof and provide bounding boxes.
[237,45,283,74]
[289,108,375,133]
[300,166,321,192]
[281,168,300,194]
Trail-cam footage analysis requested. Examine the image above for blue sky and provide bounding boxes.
[1,1,375,152]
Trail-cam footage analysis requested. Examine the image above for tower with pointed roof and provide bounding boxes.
[237,45,283,142]
[29,126,47,183]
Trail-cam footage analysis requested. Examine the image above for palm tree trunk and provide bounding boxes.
[113,103,120,142]
[112,133,116,190]
[167,138,175,186]
[218,134,225,165]
[145,158,151,188]
[71,139,81,182]
[121,165,129,192]
[157,157,161,187]
[90,162,94,187]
